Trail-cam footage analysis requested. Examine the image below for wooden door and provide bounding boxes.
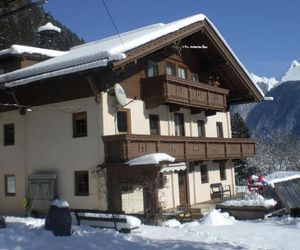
[178,171,188,205]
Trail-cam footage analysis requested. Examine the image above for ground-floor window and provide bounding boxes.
[75,171,89,196]
[200,165,209,183]
[5,175,16,196]
[219,162,227,180]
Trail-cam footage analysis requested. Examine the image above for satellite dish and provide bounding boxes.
[114,83,127,107]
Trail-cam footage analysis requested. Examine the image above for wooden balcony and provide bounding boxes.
[102,134,255,163]
[142,75,229,112]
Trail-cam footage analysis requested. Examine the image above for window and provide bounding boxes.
[147,60,158,77]
[216,122,224,138]
[174,113,185,136]
[219,162,226,181]
[75,171,89,196]
[165,62,176,76]
[117,109,130,133]
[178,66,187,79]
[149,114,160,135]
[73,112,87,138]
[200,165,209,183]
[3,123,14,146]
[5,175,16,196]
[197,120,205,137]
[192,72,200,82]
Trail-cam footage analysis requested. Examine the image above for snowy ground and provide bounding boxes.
[1,210,300,250]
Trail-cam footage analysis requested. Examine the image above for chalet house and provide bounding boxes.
[0,14,263,216]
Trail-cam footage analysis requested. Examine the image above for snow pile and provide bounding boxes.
[281,60,300,82]
[126,153,175,166]
[52,199,69,208]
[38,22,61,33]
[0,45,66,58]
[124,215,141,228]
[200,209,235,226]
[221,191,277,208]
[161,219,181,228]
[251,73,279,91]
[2,215,300,249]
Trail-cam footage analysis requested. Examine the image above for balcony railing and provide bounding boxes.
[142,75,229,112]
[102,134,255,163]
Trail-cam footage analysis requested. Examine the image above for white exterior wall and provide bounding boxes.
[0,91,235,215]
[101,92,232,138]
[0,97,107,215]
[0,111,26,215]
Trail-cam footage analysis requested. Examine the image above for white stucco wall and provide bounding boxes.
[0,97,107,215]
[0,111,26,215]
[101,92,232,138]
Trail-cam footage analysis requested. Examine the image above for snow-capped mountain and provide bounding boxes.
[231,73,279,119]
[281,60,300,82]
[250,73,279,92]
[246,60,300,137]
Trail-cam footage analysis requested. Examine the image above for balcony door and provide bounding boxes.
[178,171,188,205]
[174,113,185,136]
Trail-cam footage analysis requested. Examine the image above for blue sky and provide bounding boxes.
[44,0,300,79]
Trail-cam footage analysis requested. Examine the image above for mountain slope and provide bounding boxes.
[246,60,300,137]
[246,81,300,137]
[230,74,279,119]
[0,0,84,51]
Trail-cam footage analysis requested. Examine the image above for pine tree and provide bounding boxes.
[231,112,251,138]
[231,112,252,184]
[0,0,84,51]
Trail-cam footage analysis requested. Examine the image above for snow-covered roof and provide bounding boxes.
[126,153,175,166]
[0,45,66,58]
[0,13,263,98]
[37,22,61,33]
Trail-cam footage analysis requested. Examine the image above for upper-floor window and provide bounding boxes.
[117,109,131,133]
[216,122,224,138]
[219,162,226,181]
[74,171,89,196]
[178,66,187,79]
[200,165,209,183]
[3,123,15,146]
[73,112,87,138]
[147,60,158,77]
[149,114,160,135]
[5,175,16,196]
[174,113,185,136]
[197,120,205,137]
[192,72,200,82]
[165,62,176,76]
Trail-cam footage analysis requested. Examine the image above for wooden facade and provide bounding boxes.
[142,74,229,112]
[102,134,256,163]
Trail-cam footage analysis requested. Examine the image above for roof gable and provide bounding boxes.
[0,14,264,102]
